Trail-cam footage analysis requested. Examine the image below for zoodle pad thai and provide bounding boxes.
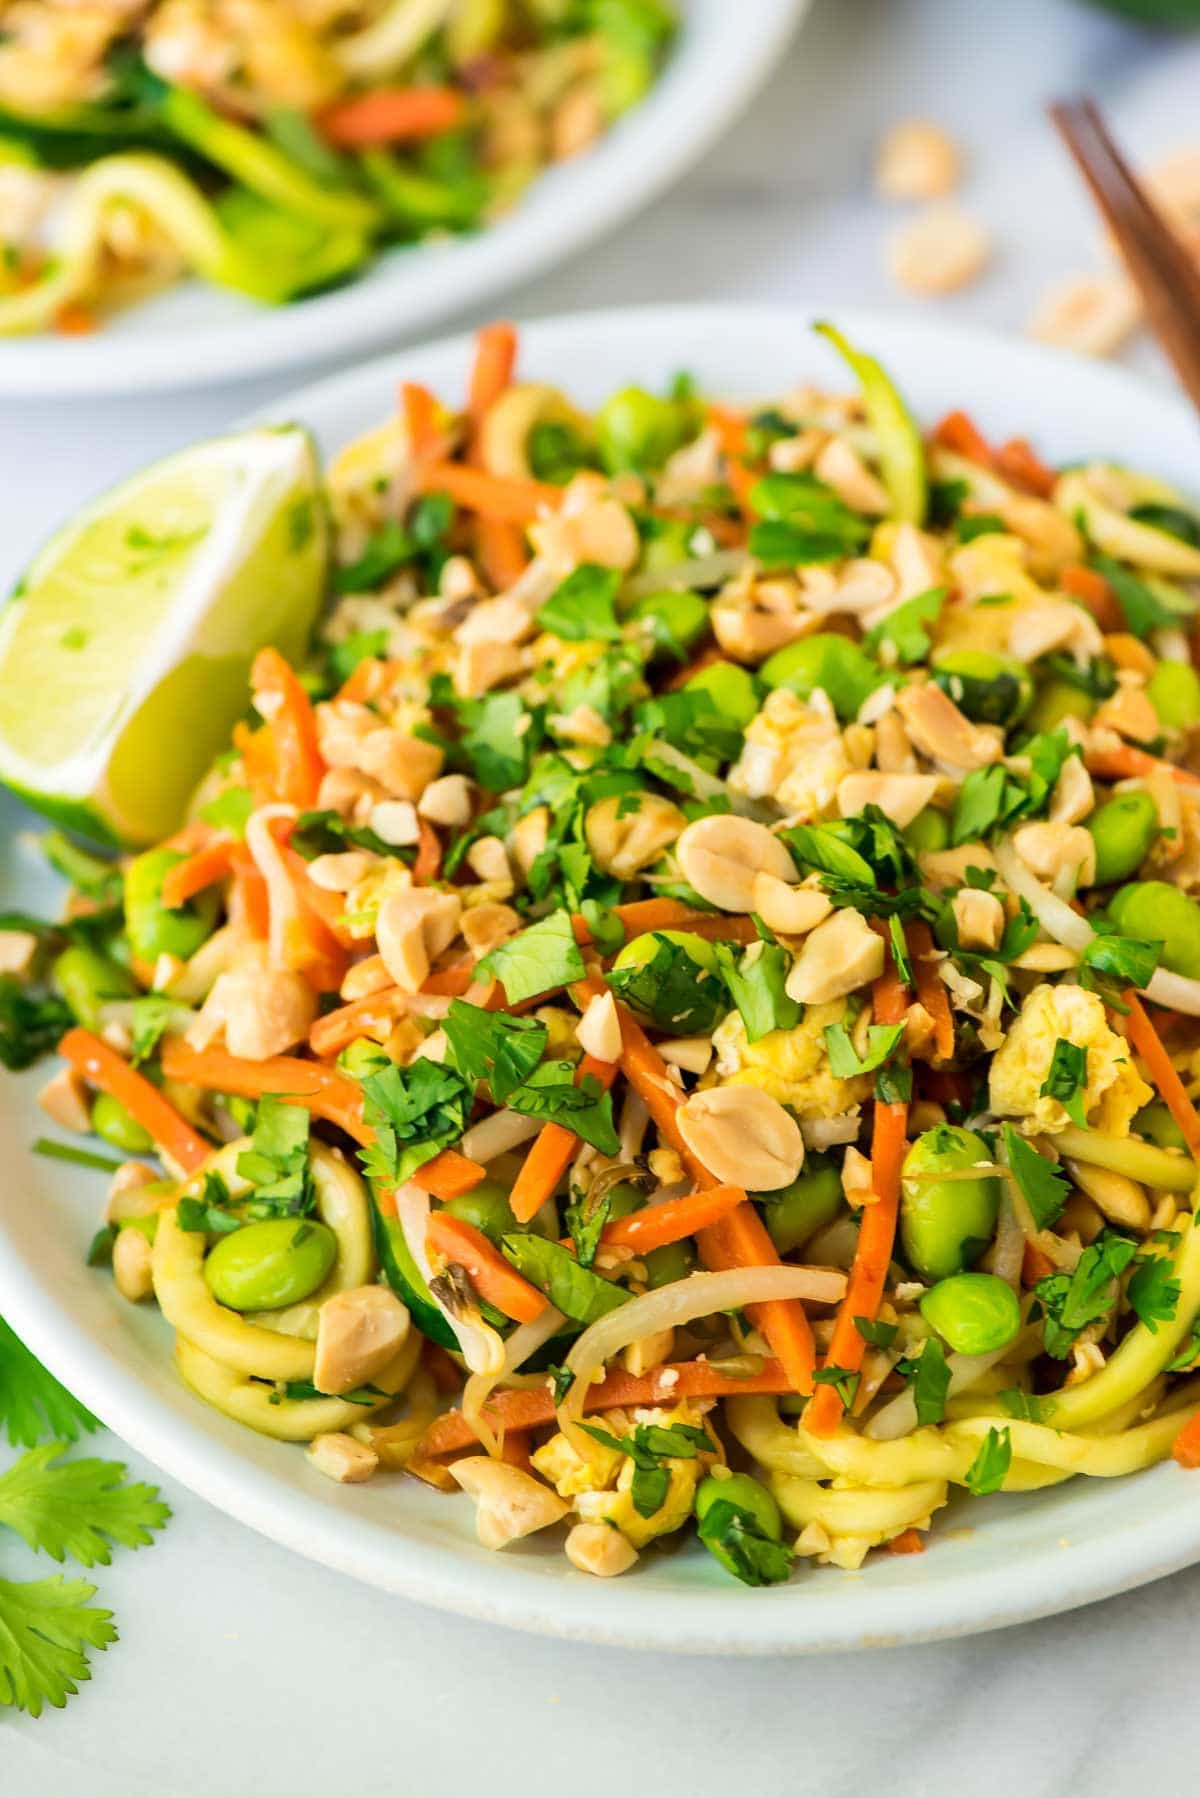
[8,321,1200,1586]
[0,1,676,335]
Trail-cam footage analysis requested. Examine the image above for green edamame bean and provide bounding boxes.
[900,1125,999,1283]
[1109,880,1200,978]
[124,848,220,963]
[919,1272,1021,1354]
[643,1240,695,1288]
[596,387,691,473]
[203,1218,337,1312]
[628,589,710,661]
[695,1471,783,1577]
[762,1155,843,1255]
[931,649,1032,727]
[759,633,881,721]
[1134,1099,1189,1152]
[640,519,694,572]
[1086,792,1158,886]
[1148,660,1200,730]
[91,1091,153,1155]
[1026,678,1095,734]
[683,660,759,729]
[603,1180,645,1222]
[903,807,950,855]
[444,1179,520,1243]
[613,929,719,977]
[51,944,137,1028]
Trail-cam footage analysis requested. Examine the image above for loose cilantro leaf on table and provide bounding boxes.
[500,1234,629,1324]
[1039,1038,1088,1128]
[478,909,586,1005]
[359,1061,471,1188]
[536,564,623,641]
[0,1319,97,1450]
[442,1000,547,1104]
[0,1444,169,1567]
[1001,1123,1068,1232]
[964,1426,1012,1497]
[0,1574,117,1717]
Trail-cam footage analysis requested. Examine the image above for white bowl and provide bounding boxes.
[0,1,805,398]
[5,303,1200,1652]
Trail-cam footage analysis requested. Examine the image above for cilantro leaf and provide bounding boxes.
[712,939,801,1043]
[1127,1251,1181,1334]
[478,909,586,1005]
[327,628,389,686]
[1035,1231,1137,1358]
[1040,1038,1089,1128]
[290,809,392,861]
[334,519,416,594]
[442,1000,547,1104]
[506,1061,620,1155]
[999,1388,1047,1423]
[128,994,179,1066]
[536,564,623,641]
[198,785,254,836]
[500,1234,629,1323]
[235,1098,313,1216]
[607,932,727,1034]
[0,1444,169,1567]
[1079,933,1160,1001]
[1001,1123,1068,1231]
[748,472,871,564]
[696,1497,794,1588]
[358,1061,471,1188]
[458,690,543,791]
[854,1315,899,1350]
[0,1573,116,1717]
[1092,554,1195,639]
[824,1021,905,1079]
[0,1318,97,1449]
[811,1364,860,1408]
[564,1192,612,1269]
[0,977,72,1072]
[900,1337,950,1425]
[964,1426,1012,1497]
[864,586,946,666]
[578,1420,714,1519]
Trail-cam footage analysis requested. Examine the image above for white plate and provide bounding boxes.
[0,1,805,398]
[5,304,1200,1653]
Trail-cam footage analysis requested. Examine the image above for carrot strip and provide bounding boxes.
[426,1212,547,1323]
[308,987,412,1058]
[335,657,388,705]
[413,818,442,883]
[933,409,992,463]
[707,404,757,516]
[907,920,954,1062]
[160,838,236,910]
[571,898,759,948]
[1124,992,1200,1161]
[414,460,561,523]
[279,849,358,951]
[319,85,465,147]
[1086,741,1200,789]
[805,932,910,1437]
[465,325,533,591]
[508,1053,620,1224]
[1173,1409,1200,1468]
[887,1528,927,1556]
[414,1150,487,1201]
[54,302,97,336]
[418,1357,797,1457]
[250,647,325,809]
[602,1184,746,1254]
[1022,1242,1055,1287]
[230,856,270,940]
[60,1029,210,1174]
[698,1203,816,1393]
[608,992,711,1183]
[234,719,277,806]
[468,321,518,424]
[992,436,1057,499]
[1061,562,1124,633]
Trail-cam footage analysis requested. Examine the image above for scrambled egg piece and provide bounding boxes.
[729,688,848,820]
[988,982,1151,1136]
[711,1001,872,1120]
[932,537,1043,658]
[532,1405,713,1551]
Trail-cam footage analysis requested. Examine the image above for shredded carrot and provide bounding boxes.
[234,719,278,805]
[887,1528,927,1556]
[933,409,992,463]
[230,855,270,940]
[608,992,710,1183]
[414,460,561,524]
[1086,741,1200,789]
[60,1029,211,1174]
[477,519,529,589]
[414,817,442,883]
[401,380,442,459]
[417,1357,797,1457]
[805,930,910,1437]
[319,84,465,148]
[1124,992,1200,1161]
[907,920,954,1062]
[498,1429,531,1471]
[698,1202,816,1393]
[508,1053,619,1224]
[308,987,413,1058]
[279,848,357,951]
[160,838,236,910]
[414,1150,487,1201]
[602,1184,746,1255]
[992,436,1057,499]
[1022,1242,1055,1287]
[335,657,389,705]
[1061,562,1124,633]
[468,321,518,426]
[250,647,325,809]
[706,404,757,516]
[426,1212,547,1323]
[420,962,477,998]
[1173,1409,1200,1468]
[54,302,97,336]
[571,897,758,948]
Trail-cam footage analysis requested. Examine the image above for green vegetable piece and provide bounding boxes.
[203,1219,336,1312]
[919,1272,1021,1354]
[444,1179,521,1244]
[612,928,718,976]
[759,632,881,721]
[694,1472,792,1586]
[900,1125,1000,1282]
[814,321,927,523]
[90,1092,153,1156]
[51,945,136,1030]
[1086,792,1159,886]
[643,1239,695,1288]
[1026,678,1096,734]
[1148,659,1200,730]
[695,1470,782,1541]
[931,649,1032,727]
[1109,880,1200,977]
[124,848,218,963]
[501,1232,629,1323]
[595,386,691,473]
[902,807,950,855]
[761,1155,843,1255]
[682,659,759,728]
[1134,1099,1188,1152]
[628,589,710,661]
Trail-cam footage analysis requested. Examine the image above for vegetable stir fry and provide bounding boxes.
[0,1,676,334]
[11,318,1200,1586]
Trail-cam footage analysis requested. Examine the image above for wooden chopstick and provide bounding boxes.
[1050,97,1200,410]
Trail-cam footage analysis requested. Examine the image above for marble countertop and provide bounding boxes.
[5,2,1200,1791]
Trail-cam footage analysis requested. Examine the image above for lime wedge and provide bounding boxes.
[0,426,326,846]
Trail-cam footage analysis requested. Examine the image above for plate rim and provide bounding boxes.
[0,0,807,399]
[6,299,1200,1653]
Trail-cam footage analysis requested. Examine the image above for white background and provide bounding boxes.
[5,1,1200,1791]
